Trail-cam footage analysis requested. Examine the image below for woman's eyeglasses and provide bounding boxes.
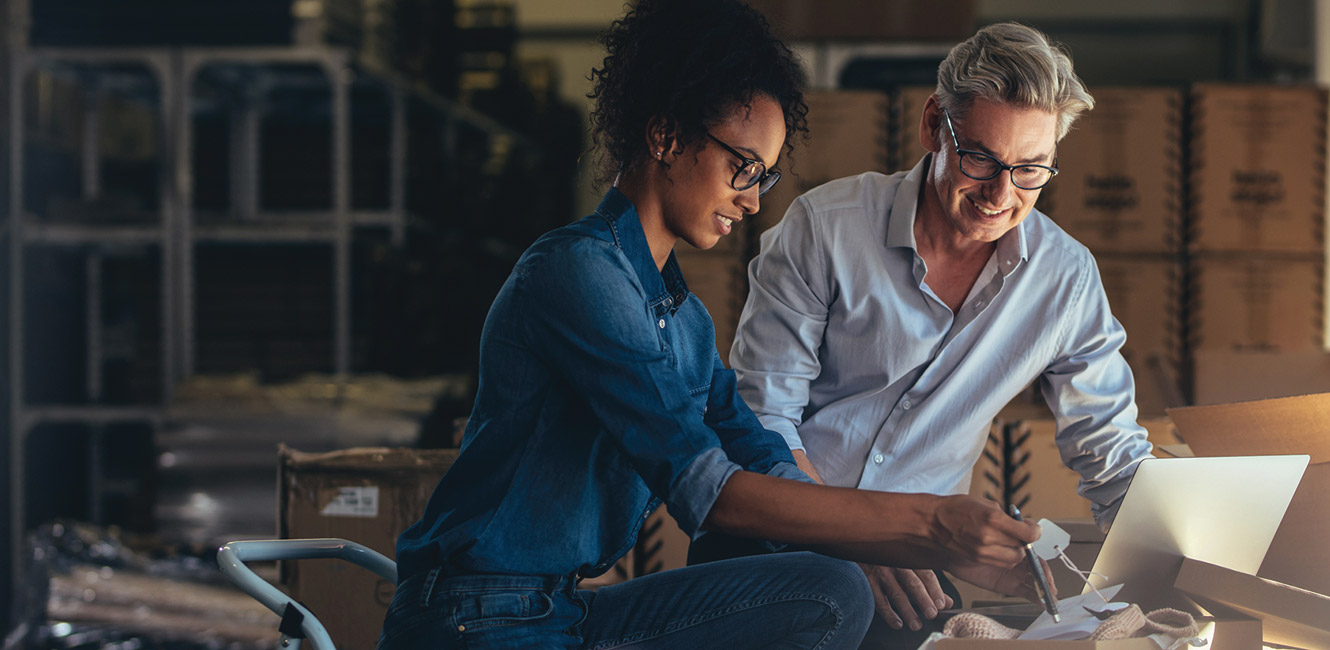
[707,133,781,196]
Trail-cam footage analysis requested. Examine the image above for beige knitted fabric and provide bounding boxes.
[943,606,1199,641]
[941,613,1022,639]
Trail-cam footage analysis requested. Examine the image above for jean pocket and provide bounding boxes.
[453,590,555,631]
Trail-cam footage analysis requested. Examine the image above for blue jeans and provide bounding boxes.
[378,552,873,649]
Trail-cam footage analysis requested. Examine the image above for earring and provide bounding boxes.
[656,150,663,158]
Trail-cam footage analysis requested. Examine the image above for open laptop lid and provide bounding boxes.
[1084,454,1309,612]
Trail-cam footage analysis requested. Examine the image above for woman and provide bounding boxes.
[379,2,1041,648]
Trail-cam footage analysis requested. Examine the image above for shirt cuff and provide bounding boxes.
[756,414,804,452]
[767,459,815,484]
[666,446,741,537]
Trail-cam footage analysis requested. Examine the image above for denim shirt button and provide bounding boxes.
[658,318,666,329]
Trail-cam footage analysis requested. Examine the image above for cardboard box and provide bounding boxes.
[1167,394,1330,600]
[1175,557,1330,650]
[280,446,459,650]
[1193,349,1330,405]
[1189,84,1327,254]
[753,90,891,236]
[1042,88,1184,254]
[675,249,747,363]
[1094,253,1185,416]
[1190,254,1324,352]
[746,0,975,41]
[894,85,935,172]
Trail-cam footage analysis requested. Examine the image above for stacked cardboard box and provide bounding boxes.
[1042,88,1187,417]
[751,90,892,237]
[893,85,935,171]
[674,249,749,363]
[1043,88,1185,254]
[1188,84,1328,404]
[745,0,976,42]
[280,446,459,650]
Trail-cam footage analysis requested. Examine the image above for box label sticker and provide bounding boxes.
[321,486,380,518]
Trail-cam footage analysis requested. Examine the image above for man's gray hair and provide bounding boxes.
[936,22,1093,141]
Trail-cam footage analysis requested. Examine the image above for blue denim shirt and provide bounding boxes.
[396,188,806,582]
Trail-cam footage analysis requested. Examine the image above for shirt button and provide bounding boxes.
[902,400,912,410]
[658,318,666,329]
[873,453,885,464]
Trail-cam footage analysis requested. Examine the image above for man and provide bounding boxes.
[718,22,1154,644]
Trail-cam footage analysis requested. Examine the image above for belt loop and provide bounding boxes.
[420,567,442,608]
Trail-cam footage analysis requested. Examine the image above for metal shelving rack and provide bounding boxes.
[5,43,412,605]
[3,0,544,611]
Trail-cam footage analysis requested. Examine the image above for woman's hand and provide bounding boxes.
[929,496,1040,567]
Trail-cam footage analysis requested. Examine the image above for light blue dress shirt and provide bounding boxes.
[733,157,1153,527]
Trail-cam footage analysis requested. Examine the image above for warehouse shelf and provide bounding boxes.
[22,221,167,245]
[5,42,412,609]
[20,405,166,430]
[6,17,551,614]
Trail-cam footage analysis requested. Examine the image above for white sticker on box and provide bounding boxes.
[320,486,380,518]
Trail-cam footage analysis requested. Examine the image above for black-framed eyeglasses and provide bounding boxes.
[942,108,1058,190]
[707,133,781,196]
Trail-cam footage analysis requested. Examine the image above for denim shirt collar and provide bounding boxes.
[886,154,1029,271]
[593,187,691,316]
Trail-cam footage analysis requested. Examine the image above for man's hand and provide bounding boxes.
[859,564,953,631]
[949,556,1058,604]
[790,449,824,484]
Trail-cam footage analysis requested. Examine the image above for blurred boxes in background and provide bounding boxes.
[280,446,458,650]
[752,90,891,237]
[995,414,1182,521]
[893,85,933,171]
[1043,87,1184,254]
[1095,254,1186,416]
[746,0,976,41]
[674,250,748,363]
[1189,254,1324,352]
[1193,349,1330,405]
[1189,84,1327,254]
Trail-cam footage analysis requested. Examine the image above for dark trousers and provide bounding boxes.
[688,532,962,650]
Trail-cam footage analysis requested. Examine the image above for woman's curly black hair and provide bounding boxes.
[589,0,809,186]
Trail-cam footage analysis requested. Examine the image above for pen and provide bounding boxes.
[1009,504,1060,623]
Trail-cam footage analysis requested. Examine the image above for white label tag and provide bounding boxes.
[320,486,380,518]
[1031,518,1072,560]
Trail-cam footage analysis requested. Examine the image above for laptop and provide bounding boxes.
[1084,454,1309,612]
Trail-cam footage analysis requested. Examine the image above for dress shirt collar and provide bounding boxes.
[594,187,691,313]
[886,154,1029,273]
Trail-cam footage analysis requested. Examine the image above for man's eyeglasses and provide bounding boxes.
[707,133,781,197]
[942,108,1057,190]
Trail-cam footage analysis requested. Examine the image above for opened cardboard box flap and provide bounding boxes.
[1167,393,1330,599]
[1175,557,1330,649]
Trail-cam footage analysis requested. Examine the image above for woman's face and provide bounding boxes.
[657,95,786,252]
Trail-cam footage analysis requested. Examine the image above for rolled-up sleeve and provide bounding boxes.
[520,240,742,536]
[1041,260,1154,530]
[731,196,832,452]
